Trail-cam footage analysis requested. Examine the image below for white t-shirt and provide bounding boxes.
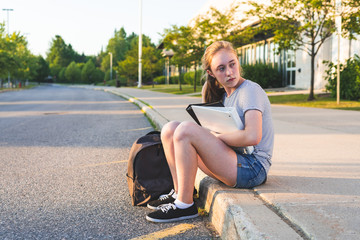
[222,80,274,172]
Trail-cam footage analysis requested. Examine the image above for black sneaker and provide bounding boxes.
[147,189,175,210]
[146,203,198,223]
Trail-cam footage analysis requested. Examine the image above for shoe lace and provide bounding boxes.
[159,203,176,213]
[159,189,175,200]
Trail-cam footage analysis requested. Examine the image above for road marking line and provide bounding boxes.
[0,110,142,117]
[122,126,152,132]
[129,223,196,240]
[0,100,126,105]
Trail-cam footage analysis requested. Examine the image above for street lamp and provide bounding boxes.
[2,8,13,35]
[335,0,342,105]
[2,9,14,88]
[162,50,174,85]
[108,52,113,81]
[138,0,142,88]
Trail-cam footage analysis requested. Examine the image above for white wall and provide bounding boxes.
[295,33,360,90]
[294,49,309,89]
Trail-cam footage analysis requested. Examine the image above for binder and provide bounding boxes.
[186,101,224,126]
[186,102,254,154]
[190,106,243,134]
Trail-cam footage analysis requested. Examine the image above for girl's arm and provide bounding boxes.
[215,109,262,147]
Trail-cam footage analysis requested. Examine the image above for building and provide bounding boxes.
[193,0,360,90]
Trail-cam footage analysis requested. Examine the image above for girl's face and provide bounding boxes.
[208,49,243,94]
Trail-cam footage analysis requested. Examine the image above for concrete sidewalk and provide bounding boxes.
[86,86,360,240]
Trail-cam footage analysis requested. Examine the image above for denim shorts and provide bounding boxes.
[234,153,267,189]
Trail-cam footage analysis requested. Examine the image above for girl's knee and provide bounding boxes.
[161,121,180,141]
[173,121,199,141]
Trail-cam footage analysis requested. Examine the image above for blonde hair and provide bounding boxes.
[201,41,242,103]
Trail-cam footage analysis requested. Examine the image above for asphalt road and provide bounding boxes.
[0,85,217,239]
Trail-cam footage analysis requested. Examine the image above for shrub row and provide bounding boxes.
[153,70,205,86]
[241,63,283,88]
[324,55,360,100]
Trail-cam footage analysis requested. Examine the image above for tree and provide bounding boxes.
[0,24,38,86]
[33,55,50,83]
[342,0,360,40]
[101,27,130,72]
[81,59,96,83]
[161,3,242,91]
[192,3,240,45]
[142,46,163,85]
[46,35,79,77]
[65,61,81,84]
[163,25,194,90]
[117,53,137,85]
[58,68,66,82]
[116,34,157,85]
[184,24,207,91]
[0,24,17,84]
[11,33,37,82]
[247,0,360,100]
[108,27,129,62]
[92,68,105,83]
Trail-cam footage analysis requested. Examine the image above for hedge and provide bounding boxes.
[184,70,204,85]
[324,55,360,100]
[241,63,283,88]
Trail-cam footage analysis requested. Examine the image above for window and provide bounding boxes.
[286,50,296,86]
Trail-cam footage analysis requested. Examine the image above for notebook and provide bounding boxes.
[191,106,243,134]
[189,105,254,154]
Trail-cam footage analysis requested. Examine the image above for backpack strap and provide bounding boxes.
[145,131,161,136]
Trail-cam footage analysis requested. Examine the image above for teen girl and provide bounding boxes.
[146,41,274,223]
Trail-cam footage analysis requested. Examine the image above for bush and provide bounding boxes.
[324,55,360,100]
[92,69,105,84]
[104,69,117,81]
[184,70,204,85]
[58,68,66,82]
[153,76,166,84]
[65,61,81,84]
[153,73,189,85]
[118,76,127,86]
[241,63,283,88]
[170,76,179,84]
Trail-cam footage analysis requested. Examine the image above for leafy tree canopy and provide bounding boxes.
[115,33,161,85]
[64,61,81,84]
[81,59,96,84]
[47,35,77,68]
[0,23,37,81]
[246,0,360,100]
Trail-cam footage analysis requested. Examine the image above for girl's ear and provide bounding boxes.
[207,70,215,78]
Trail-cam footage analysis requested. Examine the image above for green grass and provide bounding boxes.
[269,94,360,111]
[135,84,202,95]
[96,79,120,87]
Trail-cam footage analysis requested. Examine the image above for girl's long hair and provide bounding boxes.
[201,41,241,103]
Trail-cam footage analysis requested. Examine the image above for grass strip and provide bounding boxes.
[269,94,360,111]
[134,84,202,95]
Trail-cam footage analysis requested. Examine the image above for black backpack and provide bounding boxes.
[126,131,174,206]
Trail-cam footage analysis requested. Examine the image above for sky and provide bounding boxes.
[1,0,212,57]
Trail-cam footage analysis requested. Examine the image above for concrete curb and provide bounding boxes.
[194,171,304,240]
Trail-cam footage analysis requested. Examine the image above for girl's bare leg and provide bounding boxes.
[173,121,238,204]
[160,121,181,193]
